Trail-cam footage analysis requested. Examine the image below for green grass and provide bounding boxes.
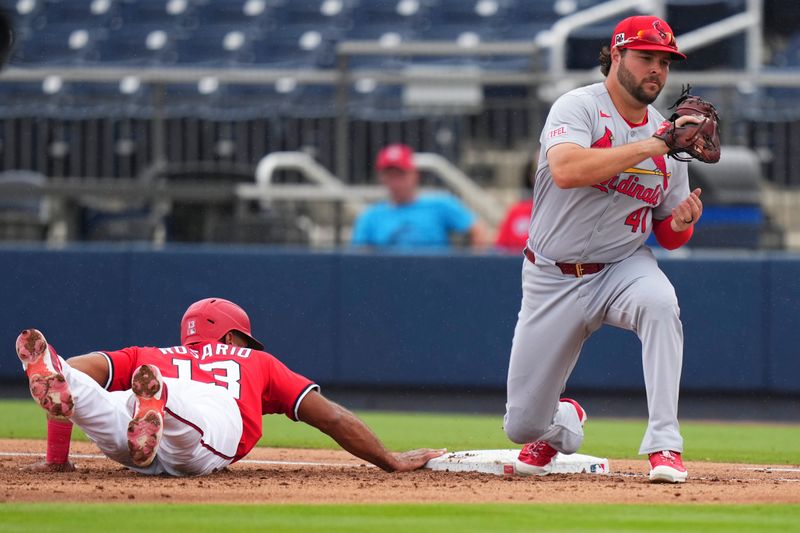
[2,401,799,531]
[265,412,800,464]
[0,503,799,533]
[2,400,799,464]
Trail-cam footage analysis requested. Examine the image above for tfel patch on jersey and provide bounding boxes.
[547,126,568,138]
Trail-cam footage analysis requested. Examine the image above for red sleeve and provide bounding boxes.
[260,354,318,421]
[102,347,139,391]
[653,215,694,250]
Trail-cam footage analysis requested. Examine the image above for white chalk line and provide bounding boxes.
[0,451,365,468]
[2,452,799,482]
[742,467,800,473]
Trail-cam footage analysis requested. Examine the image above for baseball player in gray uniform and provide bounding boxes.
[504,15,705,483]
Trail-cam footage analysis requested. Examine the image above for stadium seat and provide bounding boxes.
[155,82,215,116]
[499,0,560,39]
[348,83,404,120]
[271,0,354,29]
[0,170,49,241]
[192,0,271,28]
[666,0,746,70]
[340,24,418,70]
[65,80,153,116]
[10,23,101,65]
[412,24,501,68]
[37,0,118,26]
[209,82,339,119]
[81,204,164,241]
[429,0,506,29]
[94,23,178,65]
[113,0,192,28]
[685,146,766,248]
[249,24,339,68]
[771,32,800,68]
[349,0,432,35]
[173,25,253,66]
[565,22,616,70]
[292,84,338,117]
[764,0,800,41]
[11,0,43,26]
[0,79,69,116]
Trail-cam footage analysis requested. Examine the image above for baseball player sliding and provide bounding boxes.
[17,298,444,476]
[504,15,720,483]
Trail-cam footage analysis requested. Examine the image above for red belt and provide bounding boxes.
[523,248,605,278]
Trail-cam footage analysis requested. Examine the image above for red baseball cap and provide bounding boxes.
[376,144,416,172]
[181,297,264,350]
[611,16,686,60]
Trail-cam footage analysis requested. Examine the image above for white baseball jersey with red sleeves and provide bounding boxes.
[103,342,319,462]
[530,81,690,264]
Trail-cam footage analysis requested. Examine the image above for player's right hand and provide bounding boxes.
[674,114,703,128]
[23,460,76,473]
[390,448,447,472]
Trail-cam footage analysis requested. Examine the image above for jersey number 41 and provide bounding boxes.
[625,207,651,233]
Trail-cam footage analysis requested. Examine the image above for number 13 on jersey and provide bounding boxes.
[172,358,242,399]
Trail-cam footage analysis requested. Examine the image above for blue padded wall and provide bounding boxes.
[0,245,796,394]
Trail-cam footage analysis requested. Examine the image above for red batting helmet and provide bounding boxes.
[181,297,264,350]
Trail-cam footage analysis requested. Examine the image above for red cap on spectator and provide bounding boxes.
[376,144,416,171]
[611,16,686,60]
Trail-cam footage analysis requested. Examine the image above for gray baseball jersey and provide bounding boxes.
[504,81,689,462]
[529,82,690,264]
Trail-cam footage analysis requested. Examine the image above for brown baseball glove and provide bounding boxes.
[653,86,721,164]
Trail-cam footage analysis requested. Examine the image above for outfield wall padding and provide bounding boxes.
[1,245,796,394]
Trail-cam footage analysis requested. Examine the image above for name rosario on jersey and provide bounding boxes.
[158,344,252,360]
[592,172,664,206]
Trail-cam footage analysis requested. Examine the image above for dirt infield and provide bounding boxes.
[1,439,799,505]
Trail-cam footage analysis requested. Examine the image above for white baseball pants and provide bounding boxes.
[60,359,243,476]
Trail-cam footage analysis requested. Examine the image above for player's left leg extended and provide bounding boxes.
[16,329,148,468]
[504,258,595,454]
[142,377,243,477]
[598,247,687,482]
[16,329,74,419]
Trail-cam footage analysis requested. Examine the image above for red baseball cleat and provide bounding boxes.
[649,450,688,483]
[15,329,74,418]
[516,440,559,475]
[127,364,167,468]
[515,398,587,476]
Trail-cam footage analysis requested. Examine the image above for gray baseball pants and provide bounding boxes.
[504,246,684,455]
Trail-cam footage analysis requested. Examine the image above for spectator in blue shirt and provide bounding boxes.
[352,144,488,248]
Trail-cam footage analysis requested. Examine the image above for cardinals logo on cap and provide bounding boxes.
[652,20,668,41]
